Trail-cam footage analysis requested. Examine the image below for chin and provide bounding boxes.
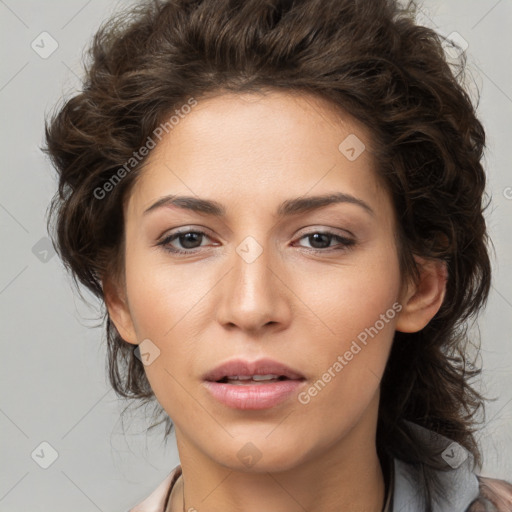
[209,435,310,474]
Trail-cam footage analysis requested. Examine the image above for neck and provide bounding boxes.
[168,401,386,512]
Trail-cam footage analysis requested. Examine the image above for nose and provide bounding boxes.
[215,238,292,334]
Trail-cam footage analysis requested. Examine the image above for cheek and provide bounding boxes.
[122,248,215,407]
[295,244,402,345]
[292,246,401,411]
[124,247,208,339]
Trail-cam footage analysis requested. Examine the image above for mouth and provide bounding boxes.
[202,358,306,410]
[203,357,306,383]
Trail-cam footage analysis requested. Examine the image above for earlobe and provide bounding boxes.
[395,257,448,333]
[102,277,138,345]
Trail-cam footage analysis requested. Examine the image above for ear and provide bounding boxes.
[395,257,447,333]
[102,276,138,345]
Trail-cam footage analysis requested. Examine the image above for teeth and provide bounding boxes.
[252,374,280,381]
[222,374,283,384]
[225,374,281,381]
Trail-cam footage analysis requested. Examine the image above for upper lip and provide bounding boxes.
[203,358,306,382]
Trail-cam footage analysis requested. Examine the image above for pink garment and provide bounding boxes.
[129,466,181,512]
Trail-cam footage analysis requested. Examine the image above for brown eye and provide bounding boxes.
[295,231,355,252]
[158,230,214,254]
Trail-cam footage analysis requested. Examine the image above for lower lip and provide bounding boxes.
[203,379,305,410]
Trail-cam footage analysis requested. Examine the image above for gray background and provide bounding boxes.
[1,1,511,510]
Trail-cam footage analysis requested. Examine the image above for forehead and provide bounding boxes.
[126,90,389,219]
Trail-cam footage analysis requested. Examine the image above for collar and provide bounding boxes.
[389,421,480,511]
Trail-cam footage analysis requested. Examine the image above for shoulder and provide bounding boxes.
[128,465,182,512]
[465,476,512,512]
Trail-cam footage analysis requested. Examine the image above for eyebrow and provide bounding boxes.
[143,192,374,217]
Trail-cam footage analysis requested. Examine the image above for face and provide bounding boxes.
[108,90,418,473]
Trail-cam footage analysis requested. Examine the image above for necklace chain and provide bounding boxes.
[181,475,185,512]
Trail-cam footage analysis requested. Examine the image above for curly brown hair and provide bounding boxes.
[43,0,492,506]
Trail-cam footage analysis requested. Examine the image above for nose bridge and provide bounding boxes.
[216,234,289,331]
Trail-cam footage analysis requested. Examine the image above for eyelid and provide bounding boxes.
[157,225,215,243]
[294,225,355,239]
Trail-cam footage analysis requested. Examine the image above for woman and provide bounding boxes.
[44,0,512,510]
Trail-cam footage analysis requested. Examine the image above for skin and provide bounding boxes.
[105,90,446,512]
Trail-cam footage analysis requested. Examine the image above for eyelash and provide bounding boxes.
[157,229,356,255]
